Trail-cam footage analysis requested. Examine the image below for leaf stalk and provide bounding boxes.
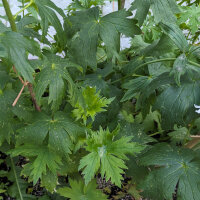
[14,0,33,19]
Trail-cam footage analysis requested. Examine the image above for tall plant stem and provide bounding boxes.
[2,0,17,32]
[118,0,122,10]
[10,157,24,200]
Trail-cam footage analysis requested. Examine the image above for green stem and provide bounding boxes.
[118,0,122,10]
[14,0,33,19]
[188,60,200,68]
[2,0,17,32]
[10,157,24,200]
[149,130,164,137]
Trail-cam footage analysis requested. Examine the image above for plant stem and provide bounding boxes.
[118,0,122,10]
[2,0,41,111]
[188,60,200,68]
[149,130,164,137]
[14,0,33,19]
[10,157,24,200]
[2,0,17,32]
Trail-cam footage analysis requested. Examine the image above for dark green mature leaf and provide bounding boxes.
[0,21,9,33]
[154,81,200,129]
[79,126,144,186]
[35,54,76,111]
[150,0,179,24]
[0,89,16,146]
[119,122,156,144]
[168,125,190,144]
[140,143,200,200]
[17,16,50,45]
[58,179,108,200]
[34,0,66,47]
[17,112,85,156]
[121,76,153,102]
[67,7,141,69]
[10,145,62,185]
[160,22,189,52]
[0,31,41,82]
[130,0,150,26]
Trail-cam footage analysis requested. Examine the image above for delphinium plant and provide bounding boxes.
[0,0,200,199]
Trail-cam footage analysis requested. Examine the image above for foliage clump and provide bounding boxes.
[0,0,200,199]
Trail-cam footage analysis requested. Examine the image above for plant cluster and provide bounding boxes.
[0,0,200,199]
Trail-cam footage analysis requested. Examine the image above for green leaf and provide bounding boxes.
[159,22,189,52]
[10,145,62,185]
[140,143,200,200]
[168,125,190,145]
[71,86,114,123]
[154,81,200,129]
[143,110,162,132]
[67,7,141,69]
[120,122,156,144]
[79,126,144,186]
[41,170,58,192]
[178,5,200,34]
[130,0,150,26]
[17,112,85,156]
[150,0,179,24]
[35,53,75,111]
[58,178,107,200]
[34,0,66,47]
[121,76,153,102]
[0,31,41,82]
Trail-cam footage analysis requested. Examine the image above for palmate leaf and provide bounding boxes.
[79,126,144,187]
[178,5,200,34]
[33,0,66,47]
[17,112,85,156]
[35,53,77,111]
[66,7,141,69]
[140,143,200,200]
[154,80,200,129]
[71,86,114,123]
[58,179,107,200]
[10,145,62,185]
[0,31,41,82]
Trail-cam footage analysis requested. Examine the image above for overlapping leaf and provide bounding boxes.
[58,179,107,200]
[34,0,66,47]
[16,112,85,156]
[140,143,200,200]
[35,53,77,111]
[154,81,200,129]
[66,7,141,69]
[0,31,41,82]
[10,145,62,185]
